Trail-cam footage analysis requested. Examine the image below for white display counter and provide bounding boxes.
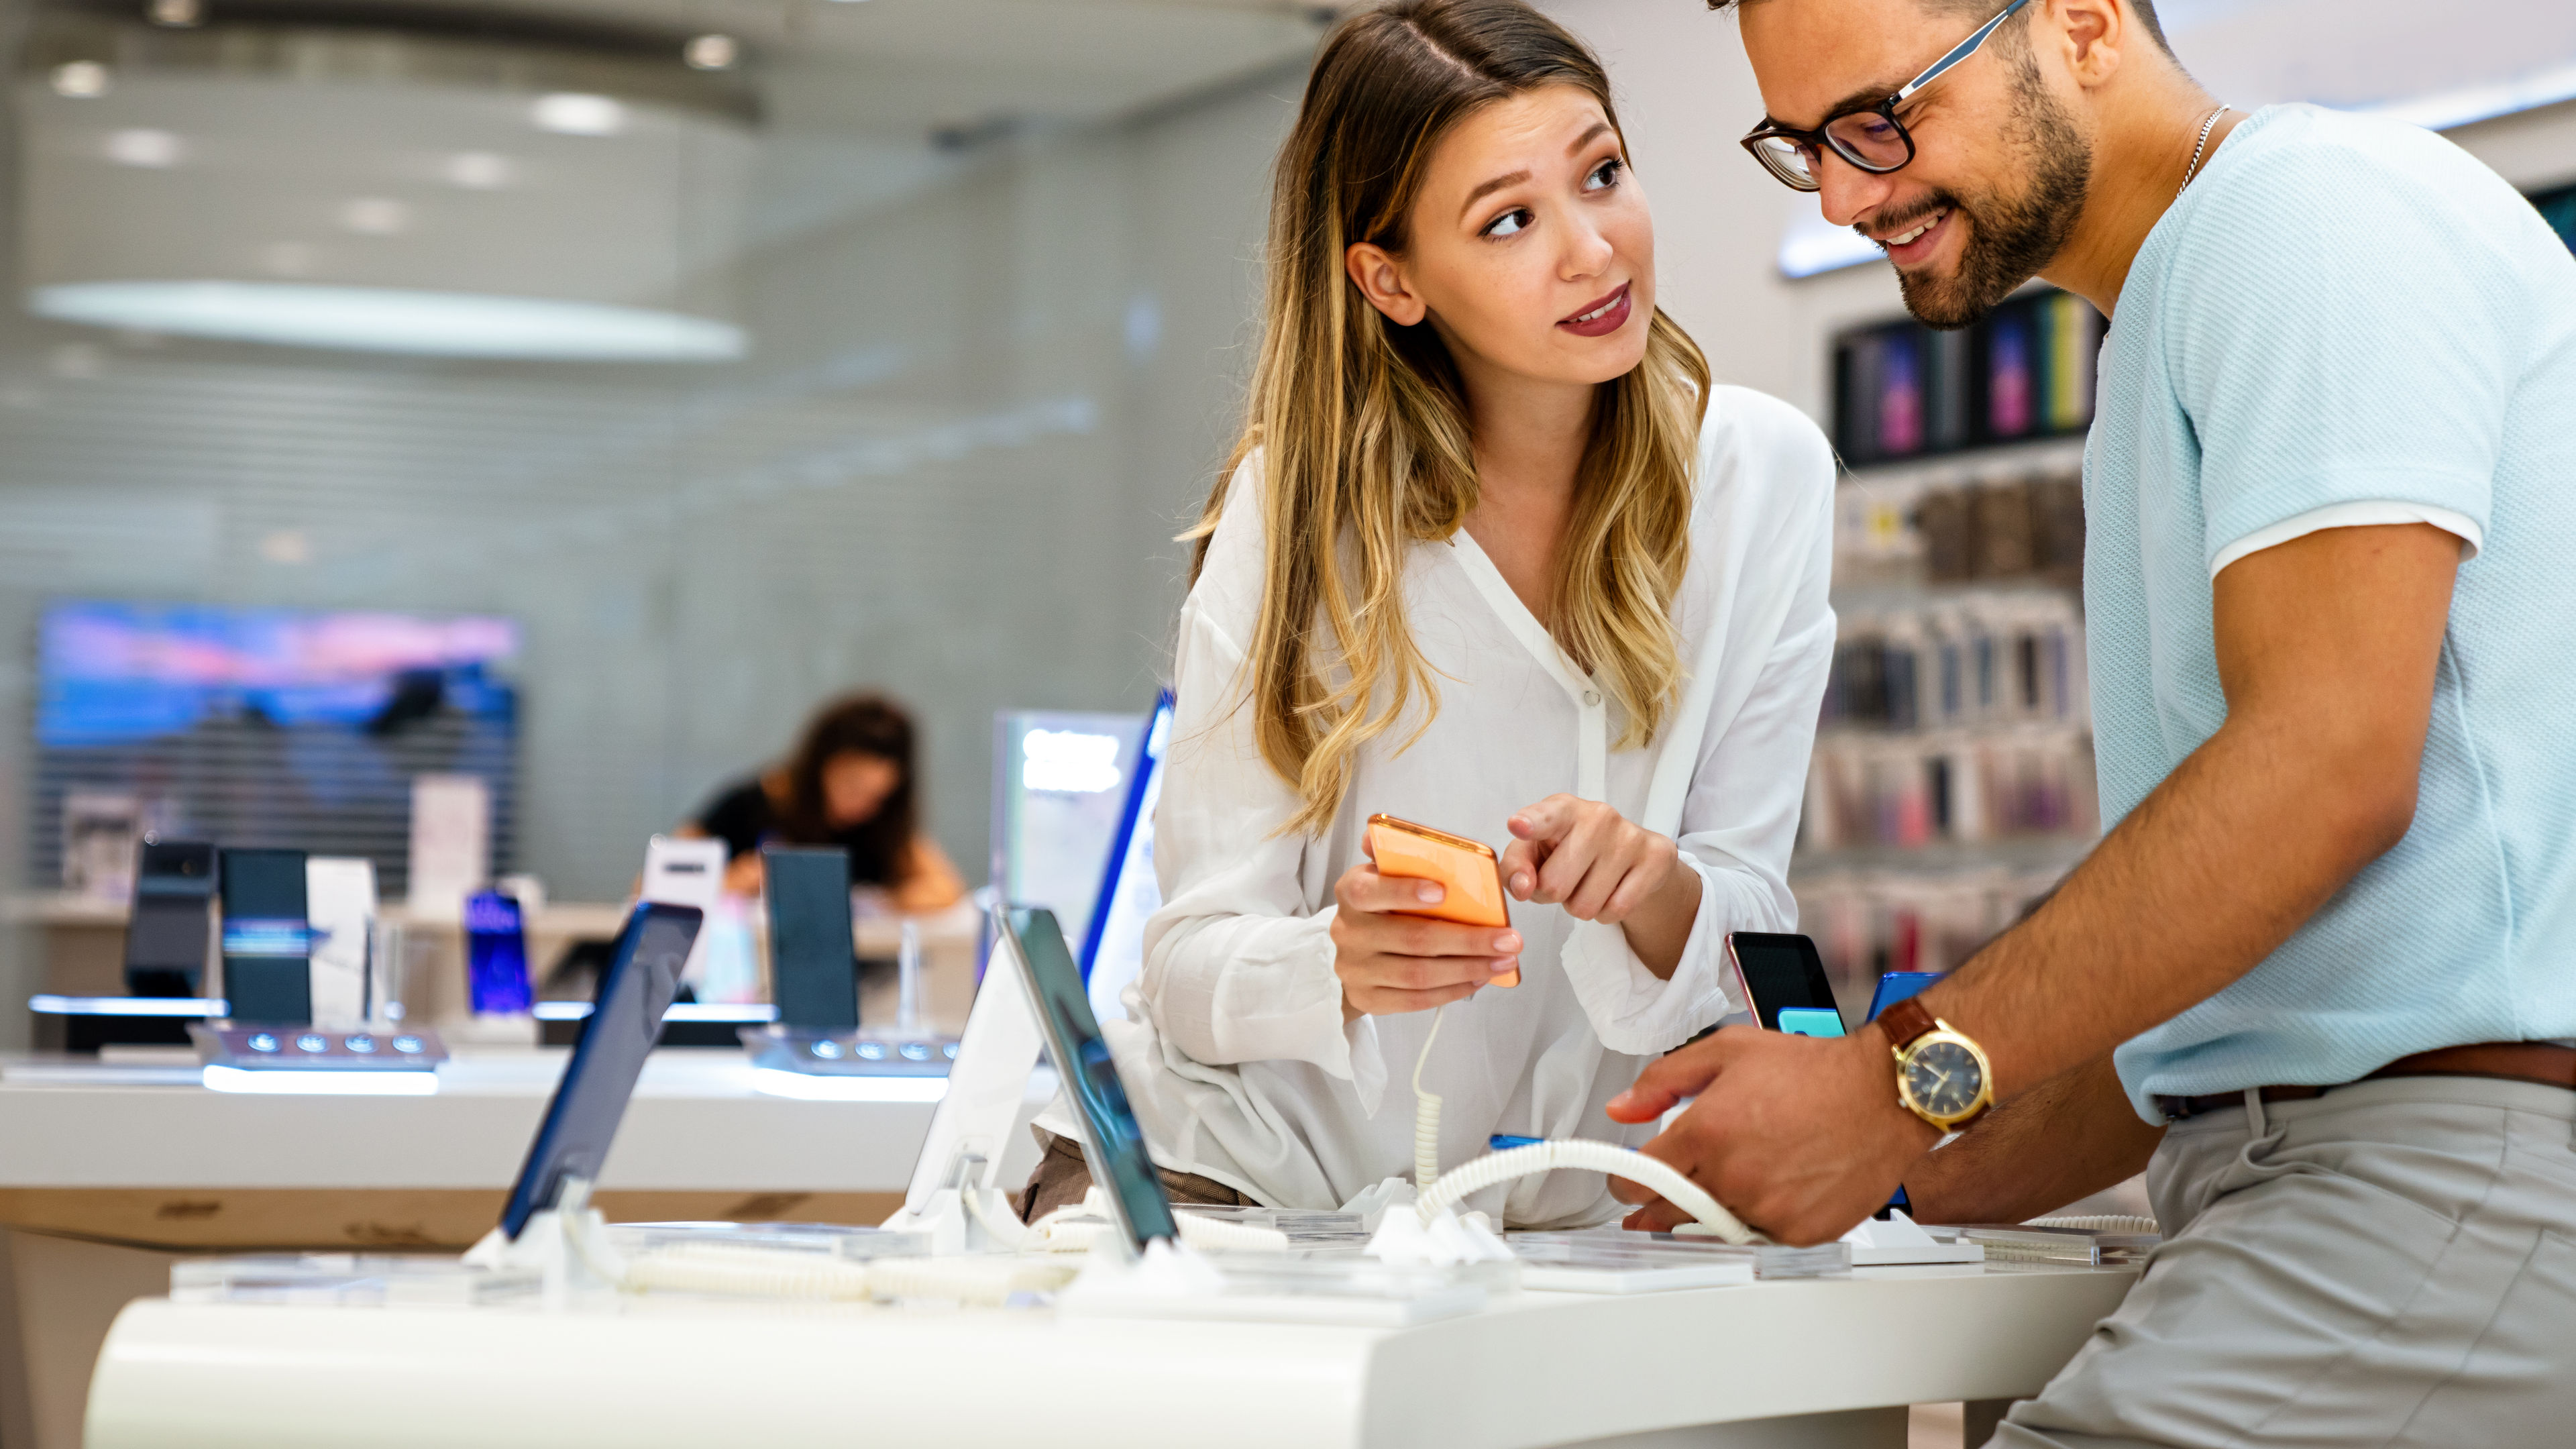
[85,1260,2136,1448]
[0,1051,1046,1449]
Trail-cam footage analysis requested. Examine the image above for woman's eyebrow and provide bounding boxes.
[1565,121,1613,154]
[1460,169,1533,213]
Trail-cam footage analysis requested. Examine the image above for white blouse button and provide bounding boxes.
[1582,689,1601,707]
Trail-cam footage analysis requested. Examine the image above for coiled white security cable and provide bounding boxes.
[2028,1214,2158,1235]
[1413,1004,1448,1191]
[1414,1139,1761,1244]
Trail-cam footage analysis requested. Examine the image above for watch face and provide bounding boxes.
[1904,1038,1986,1120]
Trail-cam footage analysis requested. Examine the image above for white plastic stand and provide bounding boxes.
[1839,1209,1984,1266]
[461,1176,628,1307]
[879,1152,1030,1256]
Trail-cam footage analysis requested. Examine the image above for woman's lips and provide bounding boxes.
[1558,282,1632,338]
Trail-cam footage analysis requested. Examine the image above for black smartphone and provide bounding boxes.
[1725,932,1846,1039]
[500,902,704,1239]
[123,839,217,998]
[765,846,858,1030]
[218,847,311,1024]
[1000,907,1178,1256]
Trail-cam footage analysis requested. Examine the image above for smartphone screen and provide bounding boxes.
[125,839,217,996]
[1002,906,1178,1254]
[500,902,702,1238]
[765,845,858,1030]
[464,890,532,1016]
[1726,932,1843,1035]
[219,847,311,1024]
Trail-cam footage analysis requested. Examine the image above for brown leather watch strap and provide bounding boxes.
[1877,996,1937,1051]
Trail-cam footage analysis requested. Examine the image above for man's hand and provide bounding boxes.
[1503,795,1701,977]
[1603,1024,1937,1244]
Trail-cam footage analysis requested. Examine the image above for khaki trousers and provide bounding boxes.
[1013,1130,1254,1223]
[2000,1075,2576,1447]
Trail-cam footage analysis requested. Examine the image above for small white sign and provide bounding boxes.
[408,775,489,921]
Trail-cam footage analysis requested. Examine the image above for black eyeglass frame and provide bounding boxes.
[1738,0,2033,193]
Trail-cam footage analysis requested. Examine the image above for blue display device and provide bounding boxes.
[1776,1008,1847,1040]
[464,890,532,1016]
[998,906,1178,1256]
[1865,971,1942,1024]
[498,901,704,1240]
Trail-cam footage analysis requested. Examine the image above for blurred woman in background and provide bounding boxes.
[681,692,965,910]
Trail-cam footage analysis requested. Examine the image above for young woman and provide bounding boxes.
[681,692,965,910]
[1028,0,1835,1229]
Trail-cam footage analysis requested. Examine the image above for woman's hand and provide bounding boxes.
[1330,859,1521,1021]
[1502,795,1701,978]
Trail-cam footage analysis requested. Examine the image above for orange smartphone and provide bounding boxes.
[1364,813,1517,988]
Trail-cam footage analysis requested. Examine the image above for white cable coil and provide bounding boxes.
[616,1242,1074,1305]
[1412,1004,1448,1192]
[1414,1140,1761,1245]
[2028,1214,2159,1235]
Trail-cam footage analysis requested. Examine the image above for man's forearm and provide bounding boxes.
[1904,1056,2164,1225]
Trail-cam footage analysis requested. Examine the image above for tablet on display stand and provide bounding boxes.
[996,906,1178,1258]
[879,936,1049,1252]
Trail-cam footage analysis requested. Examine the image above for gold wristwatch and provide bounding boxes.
[1878,997,1994,1131]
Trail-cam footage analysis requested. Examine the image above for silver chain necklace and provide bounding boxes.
[2178,105,2231,200]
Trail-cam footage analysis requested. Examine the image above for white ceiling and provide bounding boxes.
[304,0,1342,254]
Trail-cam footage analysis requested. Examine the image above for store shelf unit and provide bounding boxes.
[1805,295,2106,1020]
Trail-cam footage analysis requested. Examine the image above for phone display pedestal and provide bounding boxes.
[1839,1210,1984,1267]
[188,1022,446,1093]
[462,1178,625,1308]
[742,1026,957,1076]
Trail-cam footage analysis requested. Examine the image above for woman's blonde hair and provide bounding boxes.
[1191,0,1711,835]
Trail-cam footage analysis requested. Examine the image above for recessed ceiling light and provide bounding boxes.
[443,151,514,189]
[532,93,625,137]
[148,0,203,28]
[340,197,410,235]
[30,281,748,362]
[684,34,738,71]
[52,62,109,99]
[105,128,183,168]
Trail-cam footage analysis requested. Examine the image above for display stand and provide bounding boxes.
[186,1021,446,1094]
[462,1173,623,1307]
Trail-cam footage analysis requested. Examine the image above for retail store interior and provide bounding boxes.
[2,1,2571,1446]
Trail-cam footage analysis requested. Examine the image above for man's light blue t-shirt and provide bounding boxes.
[2090,105,2576,1120]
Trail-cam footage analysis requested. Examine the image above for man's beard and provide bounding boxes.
[1886,63,2092,331]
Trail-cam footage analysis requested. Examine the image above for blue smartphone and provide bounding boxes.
[465,890,532,1016]
[499,902,703,1238]
[765,846,859,1030]
[1866,971,1942,1024]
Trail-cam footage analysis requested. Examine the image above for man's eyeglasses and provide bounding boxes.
[1739,0,2031,193]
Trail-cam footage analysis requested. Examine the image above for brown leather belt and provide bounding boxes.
[2154,1042,2576,1122]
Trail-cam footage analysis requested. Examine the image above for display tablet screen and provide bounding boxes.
[1002,906,1177,1253]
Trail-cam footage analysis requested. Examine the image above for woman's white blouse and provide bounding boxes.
[1106,386,1837,1228]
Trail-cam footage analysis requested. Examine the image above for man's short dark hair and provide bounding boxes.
[1705,0,2173,57]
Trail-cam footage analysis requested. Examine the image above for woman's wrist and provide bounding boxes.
[1620,853,1703,979]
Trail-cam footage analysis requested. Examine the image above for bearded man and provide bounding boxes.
[1609,1,2576,1443]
